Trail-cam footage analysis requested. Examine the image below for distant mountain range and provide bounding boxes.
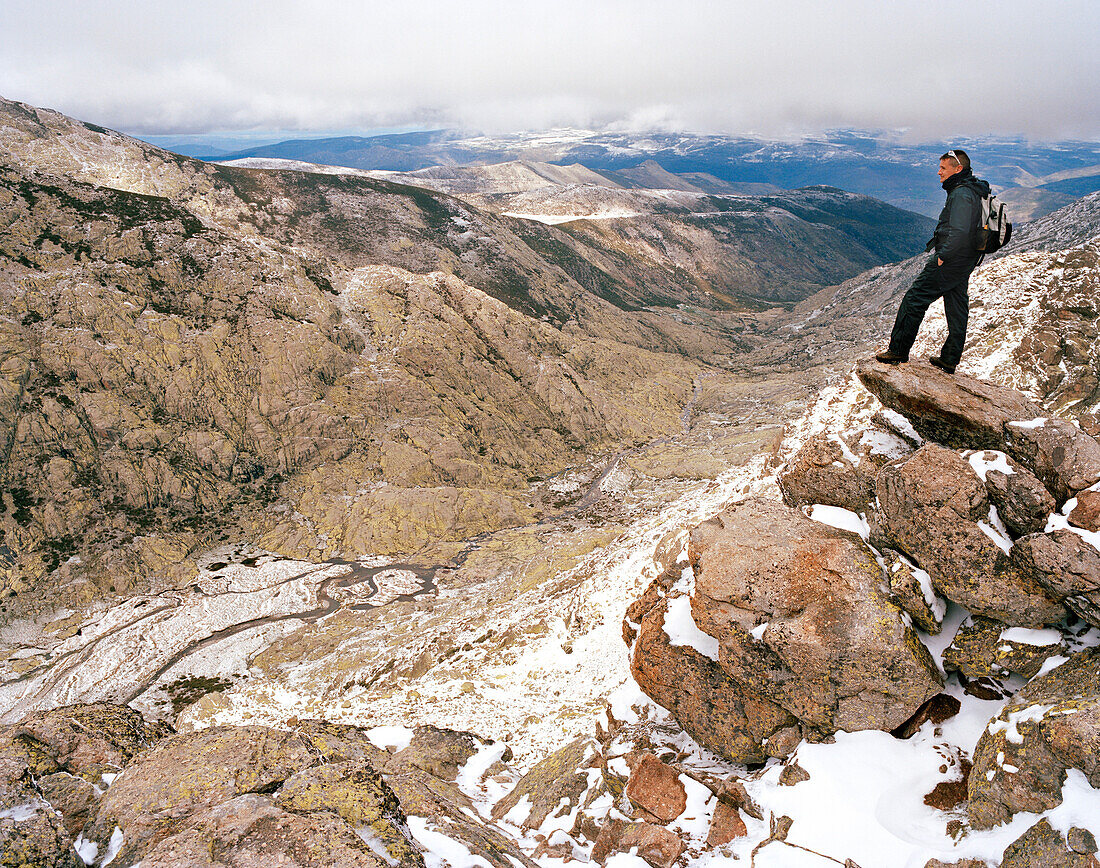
[198,128,1100,220]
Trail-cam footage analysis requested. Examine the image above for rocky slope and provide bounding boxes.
[0,94,941,624]
[4,96,1100,867]
[4,362,1100,867]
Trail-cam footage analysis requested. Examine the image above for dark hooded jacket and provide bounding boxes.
[925,167,990,267]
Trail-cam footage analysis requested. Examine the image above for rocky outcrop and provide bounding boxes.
[624,754,687,823]
[690,499,942,734]
[1012,530,1100,627]
[778,432,876,512]
[1070,490,1100,532]
[942,616,1067,680]
[968,647,1100,829]
[882,549,944,635]
[491,738,606,833]
[138,794,393,868]
[92,725,322,861]
[591,818,684,868]
[628,585,798,763]
[856,358,1043,450]
[1003,418,1100,504]
[0,702,171,780]
[1000,819,1099,868]
[0,706,542,868]
[876,444,1064,627]
[983,454,1056,537]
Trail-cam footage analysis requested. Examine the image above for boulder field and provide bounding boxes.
[625,358,1100,866]
[4,360,1099,868]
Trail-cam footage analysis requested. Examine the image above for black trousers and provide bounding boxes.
[887,254,978,367]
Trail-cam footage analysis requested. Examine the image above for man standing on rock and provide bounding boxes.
[876,149,989,374]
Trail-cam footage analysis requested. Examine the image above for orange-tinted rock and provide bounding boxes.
[591,819,683,868]
[707,801,747,847]
[624,754,687,823]
[1069,490,1100,533]
[629,596,796,763]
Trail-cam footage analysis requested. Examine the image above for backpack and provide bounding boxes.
[976,193,1012,254]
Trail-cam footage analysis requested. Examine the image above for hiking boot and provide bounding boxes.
[929,356,957,374]
[875,351,908,365]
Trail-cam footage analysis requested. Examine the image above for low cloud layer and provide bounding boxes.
[2,0,1097,139]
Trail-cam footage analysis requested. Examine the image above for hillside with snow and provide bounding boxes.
[1,96,1099,868]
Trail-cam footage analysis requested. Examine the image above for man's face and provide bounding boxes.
[938,159,963,183]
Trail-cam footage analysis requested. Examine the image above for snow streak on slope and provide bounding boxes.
[181,455,776,765]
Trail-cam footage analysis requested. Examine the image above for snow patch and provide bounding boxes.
[0,801,47,821]
[967,450,1015,481]
[367,725,415,752]
[73,834,99,865]
[663,596,720,661]
[880,409,923,444]
[408,816,494,868]
[806,504,870,540]
[1000,627,1062,646]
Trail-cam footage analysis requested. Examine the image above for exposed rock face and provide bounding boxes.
[0,702,171,779]
[706,801,748,846]
[275,760,423,867]
[93,725,321,861]
[876,444,1064,627]
[389,725,500,782]
[778,432,876,512]
[942,616,1067,680]
[968,647,1100,829]
[856,359,1043,450]
[628,588,797,763]
[1012,530,1100,627]
[491,738,606,832]
[882,549,944,635]
[137,794,391,868]
[1003,418,1100,504]
[590,818,683,868]
[1070,489,1100,532]
[0,707,541,868]
[624,754,687,823]
[983,457,1056,537]
[1000,819,1100,868]
[689,498,942,733]
[0,755,76,868]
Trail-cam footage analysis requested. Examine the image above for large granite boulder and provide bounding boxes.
[687,498,943,734]
[136,794,390,868]
[977,452,1056,537]
[876,444,1064,627]
[1013,530,1100,627]
[778,433,877,513]
[628,591,798,763]
[1003,418,1100,504]
[1000,819,1099,868]
[92,726,321,862]
[968,647,1100,829]
[856,358,1042,450]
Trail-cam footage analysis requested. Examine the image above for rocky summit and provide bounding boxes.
[3,95,1100,868]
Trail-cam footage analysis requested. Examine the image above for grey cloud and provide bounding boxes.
[1,0,1097,139]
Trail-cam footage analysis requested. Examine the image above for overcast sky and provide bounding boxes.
[2,0,1098,141]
